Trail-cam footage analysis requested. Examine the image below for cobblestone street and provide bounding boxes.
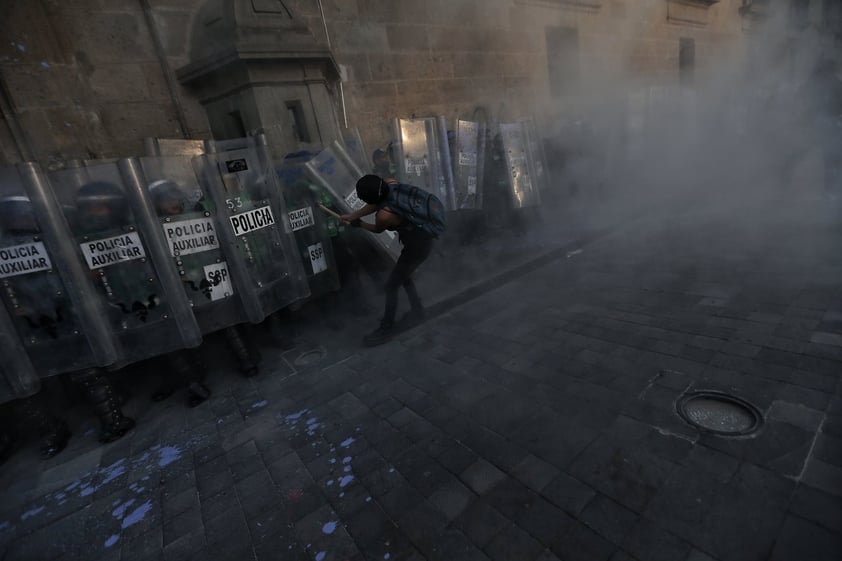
[1,192,841,561]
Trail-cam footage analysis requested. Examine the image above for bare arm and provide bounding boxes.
[340,203,378,223]
[358,208,401,233]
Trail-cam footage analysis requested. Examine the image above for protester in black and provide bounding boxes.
[340,175,441,346]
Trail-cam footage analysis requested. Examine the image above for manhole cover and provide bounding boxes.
[294,347,326,366]
[676,391,762,436]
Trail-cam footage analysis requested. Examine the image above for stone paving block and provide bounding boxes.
[453,500,510,549]
[621,518,691,561]
[161,530,205,561]
[580,494,639,546]
[810,331,842,347]
[789,483,842,535]
[550,519,616,561]
[680,445,740,483]
[541,471,596,516]
[511,454,561,493]
[377,479,425,520]
[802,458,842,498]
[329,392,371,420]
[769,514,842,561]
[295,504,360,560]
[685,549,718,561]
[767,400,825,431]
[395,500,449,554]
[460,459,507,496]
[122,524,164,561]
[163,505,202,547]
[568,436,677,513]
[775,383,832,411]
[513,496,575,544]
[484,523,544,561]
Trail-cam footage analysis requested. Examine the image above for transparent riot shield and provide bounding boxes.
[453,120,487,209]
[276,152,341,299]
[0,304,39,404]
[393,117,456,209]
[137,155,252,334]
[47,160,202,367]
[195,136,310,321]
[0,165,118,387]
[499,122,541,208]
[340,128,369,172]
[522,119,551,196]
[303,146,401,261]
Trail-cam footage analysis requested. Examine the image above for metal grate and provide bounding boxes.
[677,391,763,436]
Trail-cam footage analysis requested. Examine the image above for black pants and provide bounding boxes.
[382,232,433,327]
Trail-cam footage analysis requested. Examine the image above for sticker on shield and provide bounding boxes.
[0,241,52,278]
[80,232,146,270]
[344,190,365,211]
[229,205,275,237]
[225,158,248,173]
[458,152,477,166]
[203,261,233,301]
[308,243,327,274]
[288,207,315,232]
[161,217,219,257]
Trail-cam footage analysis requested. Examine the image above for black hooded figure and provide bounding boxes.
[340,175,441,346]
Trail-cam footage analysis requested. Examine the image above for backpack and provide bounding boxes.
[381,183,447,238]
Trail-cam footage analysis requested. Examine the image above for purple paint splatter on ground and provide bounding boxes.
[339,475,354,488]
[111,499,121,506]
[307,418,318,425]
[326,480,334,486]
[339,492,345,498]
[100,459,126,485]
[329,458,336,464]
[251,400,269,410]
[16,44,25,52]
[343,466,352,473]
[0,521,10,531]
[340,437,354,448]
[315,552,326,561]
[121,501,152,529]
[384,554,391,560]
[388,468,395,473]
[322,521,338,534]
[104,534,119,548]
[365,496,372,502]
[112,499,136,520]
[65,482,80,491]
[285,409,309,422]
[80,486,95,497]
[342,456,352,464]
[157,446,181,467]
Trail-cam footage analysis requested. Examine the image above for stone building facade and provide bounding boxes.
[0,0,832,168]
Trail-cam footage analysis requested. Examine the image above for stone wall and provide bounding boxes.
[0,0,752,167]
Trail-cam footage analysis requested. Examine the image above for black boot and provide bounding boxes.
[19,396,71,459]
[363,321,396,347]
[224,326,261,377]
[72,369,135,443]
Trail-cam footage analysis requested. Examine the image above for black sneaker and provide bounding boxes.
[363,324,395,347]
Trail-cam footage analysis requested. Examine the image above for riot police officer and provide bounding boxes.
[0,192,134,444]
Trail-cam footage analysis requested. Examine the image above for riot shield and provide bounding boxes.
[47,160,201,367]
[303,146,401,261]
[340,127,369,172]
[522,119,551,196]
[499,122,541,208]
[276,152,341,299]
[453,120,487,209]
[0,165,118,391]
[195,135,310,321]
[393,117,456,209]
[138,155,253,334]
